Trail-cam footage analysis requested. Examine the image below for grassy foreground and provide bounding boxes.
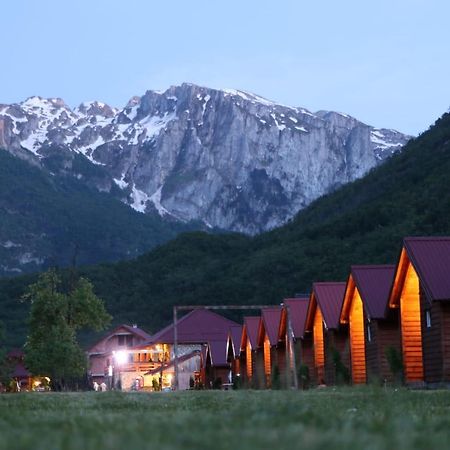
[0,388,449,450]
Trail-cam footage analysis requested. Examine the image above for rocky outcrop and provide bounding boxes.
[0,84,411,234]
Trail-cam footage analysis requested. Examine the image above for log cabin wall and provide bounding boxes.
[366,312,401,384]
[349,289,366,384]
[442,302,450,383]
[245,341,253,381]
[399,263,424,383]
[254,350,266,389]
[421,288,443,383]
[263,335,272,388]
[365,320,379,382]
[239,351,247,384]
[299,336,315,385]
[276,343,287,387]
[313,308,325,383]
[324,329,350,385]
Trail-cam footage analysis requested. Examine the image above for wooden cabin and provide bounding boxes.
[340,265,399,384]
[278,297,312,388]
[87,324,152,386]
[389,237,450,386]
[126,310,238,390]
[205,340,232,388]
[305,282,349,385]
[239,317,261,388]
[256,307,282,388]
[226,325,243,384]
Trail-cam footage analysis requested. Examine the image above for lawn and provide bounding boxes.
[0,388,449,450]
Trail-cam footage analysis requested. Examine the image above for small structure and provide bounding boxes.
[6,349,32,391]
[227,325,243,383]
[239,316,261,388]
[256,307,282,388]
[205,340,231,388]
[389,237,450,386]
[87,324,151,386]
[305,282,349,385]
[279,297,311,387]
[340,265,399,384]
[131,309,239,390]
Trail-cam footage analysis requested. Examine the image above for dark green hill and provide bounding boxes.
[0,149,197,276]
[1,113,450,348]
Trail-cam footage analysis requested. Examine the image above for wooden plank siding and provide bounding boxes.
[421,290,443,384]
[324,328,350,385]
[313,308,325,383]
[442,303,450,383]
[399,263,424,383]
[254,349,266,389]
[365,312,402,384]
[299,336,315,385]
[349,288,366,384]
[263,335,271,388]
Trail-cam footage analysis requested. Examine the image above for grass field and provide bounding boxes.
[0,388,449,450]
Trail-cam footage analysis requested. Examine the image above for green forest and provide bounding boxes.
[1,112,449,348]
[0,149,197,275]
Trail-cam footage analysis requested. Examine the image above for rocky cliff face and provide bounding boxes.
[0,84,410,234]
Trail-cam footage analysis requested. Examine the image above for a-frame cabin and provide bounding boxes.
[389,237,450,386]
[340,265,399,384]
[305,282,349,385]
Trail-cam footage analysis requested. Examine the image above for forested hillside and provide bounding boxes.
[0,150,198,276]
[1,113,449,348]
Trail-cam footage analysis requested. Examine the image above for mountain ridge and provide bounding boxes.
[0,111,447,349]
[0,83,410,234]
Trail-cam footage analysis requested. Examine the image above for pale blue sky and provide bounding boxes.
[1,0,449,135]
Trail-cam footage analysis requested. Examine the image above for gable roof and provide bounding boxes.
[242,316,260,350]
[144,309,239,345]
[207,340,229,366]
[260,307,282,346]
[404,237,450,301]
[284,297,309,338]
[228,325,243,358]
[306,282,346,330]
[87,324,151,352]
[342,265,396,322]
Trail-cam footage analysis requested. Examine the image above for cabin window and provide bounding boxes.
[118,335,125,346]
[425,310,431,328]
[126,335,134,347]
[367,322,372,342]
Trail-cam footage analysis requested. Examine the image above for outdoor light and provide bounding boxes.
[114,350,128,365]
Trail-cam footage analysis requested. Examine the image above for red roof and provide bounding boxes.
[284,297,309,338]
[87,324,151,352]
[404,237,450,301]
[208,340,229,366]
[228,325,243,358]
[121,324,152,341]
[242,316,260,350]
[350,265,396,319]
[310,282,346,330]
[143,309,239,345]
[260,307,282,346]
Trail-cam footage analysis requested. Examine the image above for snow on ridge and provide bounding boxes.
[130,184,150,213]
[139,111,176,142]
[113,173,129,189]
[370,129,403,149]
[223,88,275,106]
[149,186,170,216]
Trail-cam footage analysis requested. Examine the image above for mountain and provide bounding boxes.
[0,112,448,349]
[0,149,197,277]
[0,84,410,234]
